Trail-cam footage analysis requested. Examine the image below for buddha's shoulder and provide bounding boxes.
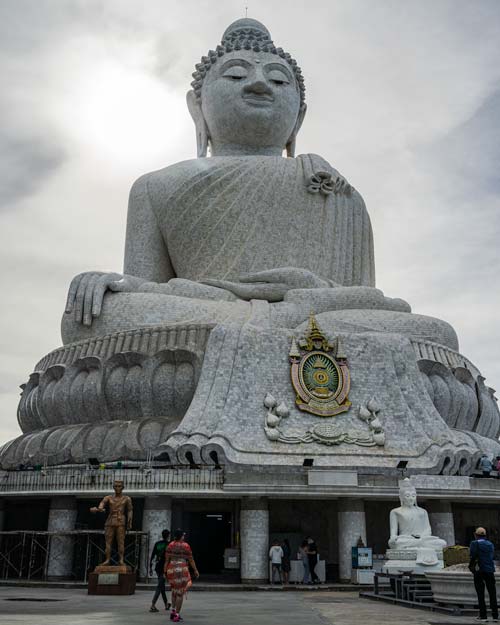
[131,157,256,195]
[130,159,206,191]
[131,155,364,201]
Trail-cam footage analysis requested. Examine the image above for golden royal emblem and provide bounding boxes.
[290,313,351,417]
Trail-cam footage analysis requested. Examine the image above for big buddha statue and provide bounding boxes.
[2,18,499,470]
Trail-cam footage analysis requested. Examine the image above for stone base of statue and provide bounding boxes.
[426,563,498,606]
[2,308,500,471]
[382,548,444,575]
[88,565,136,595]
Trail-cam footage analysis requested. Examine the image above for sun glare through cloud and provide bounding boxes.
[58,57,188,171]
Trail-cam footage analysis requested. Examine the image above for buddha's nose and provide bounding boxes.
[243,80,273,97]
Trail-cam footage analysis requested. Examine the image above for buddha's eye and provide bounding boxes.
[222,66,248,81]
[267,69,290,86]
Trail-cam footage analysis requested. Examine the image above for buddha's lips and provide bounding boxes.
[242,94,274,105]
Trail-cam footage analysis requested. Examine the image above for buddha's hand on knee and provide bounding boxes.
[65,272,144,326]
[203,268,335,302]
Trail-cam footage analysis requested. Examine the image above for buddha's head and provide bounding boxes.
[187,18,307,157]
[399,479,417,507]
[113,479,124,495]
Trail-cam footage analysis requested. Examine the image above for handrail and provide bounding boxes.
[0,466,224,494]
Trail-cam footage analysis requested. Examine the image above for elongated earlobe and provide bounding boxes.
[186,90,210,157]
[286,103,307,158]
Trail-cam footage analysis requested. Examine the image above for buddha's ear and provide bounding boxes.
[286,103,307,158]
[187,90,209,158]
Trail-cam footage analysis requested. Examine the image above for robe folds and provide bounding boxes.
[144,153,375,287]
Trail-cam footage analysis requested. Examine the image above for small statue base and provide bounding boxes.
[94,564,131,574]
[88,566,136,595]
[382,559,444,575]
[382,548,444,575]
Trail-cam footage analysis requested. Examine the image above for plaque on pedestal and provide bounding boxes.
[88,565,136,595]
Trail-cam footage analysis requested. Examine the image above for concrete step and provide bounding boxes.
[0,579,365,592]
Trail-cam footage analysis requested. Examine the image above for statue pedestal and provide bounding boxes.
[426,563,498,606]
[88,565,136,595]
[382,549,444,575]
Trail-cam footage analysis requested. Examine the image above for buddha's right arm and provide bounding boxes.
[65,175,238,326]
[123,175,175,283]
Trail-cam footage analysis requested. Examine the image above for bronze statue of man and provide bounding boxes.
[90,479,133,566]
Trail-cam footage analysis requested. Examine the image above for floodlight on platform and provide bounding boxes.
[397,460,408,477]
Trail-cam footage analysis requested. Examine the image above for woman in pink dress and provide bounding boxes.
[164,529,199,622]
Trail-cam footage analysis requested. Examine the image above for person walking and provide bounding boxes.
[479,455,493,477]
[164,529,199,622]
[495,456,500,477]
[269,540,284,584]
[307,537,320,584]
[281,538,291,585]
[298,540,310,584]
[149,529,171,612]
[469,526,498,623]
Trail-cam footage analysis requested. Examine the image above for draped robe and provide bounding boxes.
[136,154,375,287]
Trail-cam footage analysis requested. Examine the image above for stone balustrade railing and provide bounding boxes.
[411,337,480,378]
[0,466,224,495]
[34,323,214,372]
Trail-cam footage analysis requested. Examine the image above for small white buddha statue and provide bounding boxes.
[389,479,446,566]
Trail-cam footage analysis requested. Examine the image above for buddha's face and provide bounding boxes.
[114,480,123,495]
[401,489,417,507]
[201,50,302,152]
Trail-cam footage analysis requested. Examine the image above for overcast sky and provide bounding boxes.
[1,0,499,445]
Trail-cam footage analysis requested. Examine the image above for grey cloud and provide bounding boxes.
[0,128,65,210]
[411,87,500,273]
[425,87,500,196]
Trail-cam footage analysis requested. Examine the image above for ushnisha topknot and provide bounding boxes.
[191,18,306,106]
[398,478,417,502]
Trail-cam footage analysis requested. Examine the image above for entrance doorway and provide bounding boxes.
[182,511,232,574]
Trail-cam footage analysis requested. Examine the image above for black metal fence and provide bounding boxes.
[0,530,148,582]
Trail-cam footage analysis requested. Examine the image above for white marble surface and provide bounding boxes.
[140,495,172,578]
[47,496,77,578]
[337,499,366,581]
[428,501,455,547]
[240,503,269,583]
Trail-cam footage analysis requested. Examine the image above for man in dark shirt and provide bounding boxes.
[306,537,320,584]
[470,527,498,622]
[149,529,171,613]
